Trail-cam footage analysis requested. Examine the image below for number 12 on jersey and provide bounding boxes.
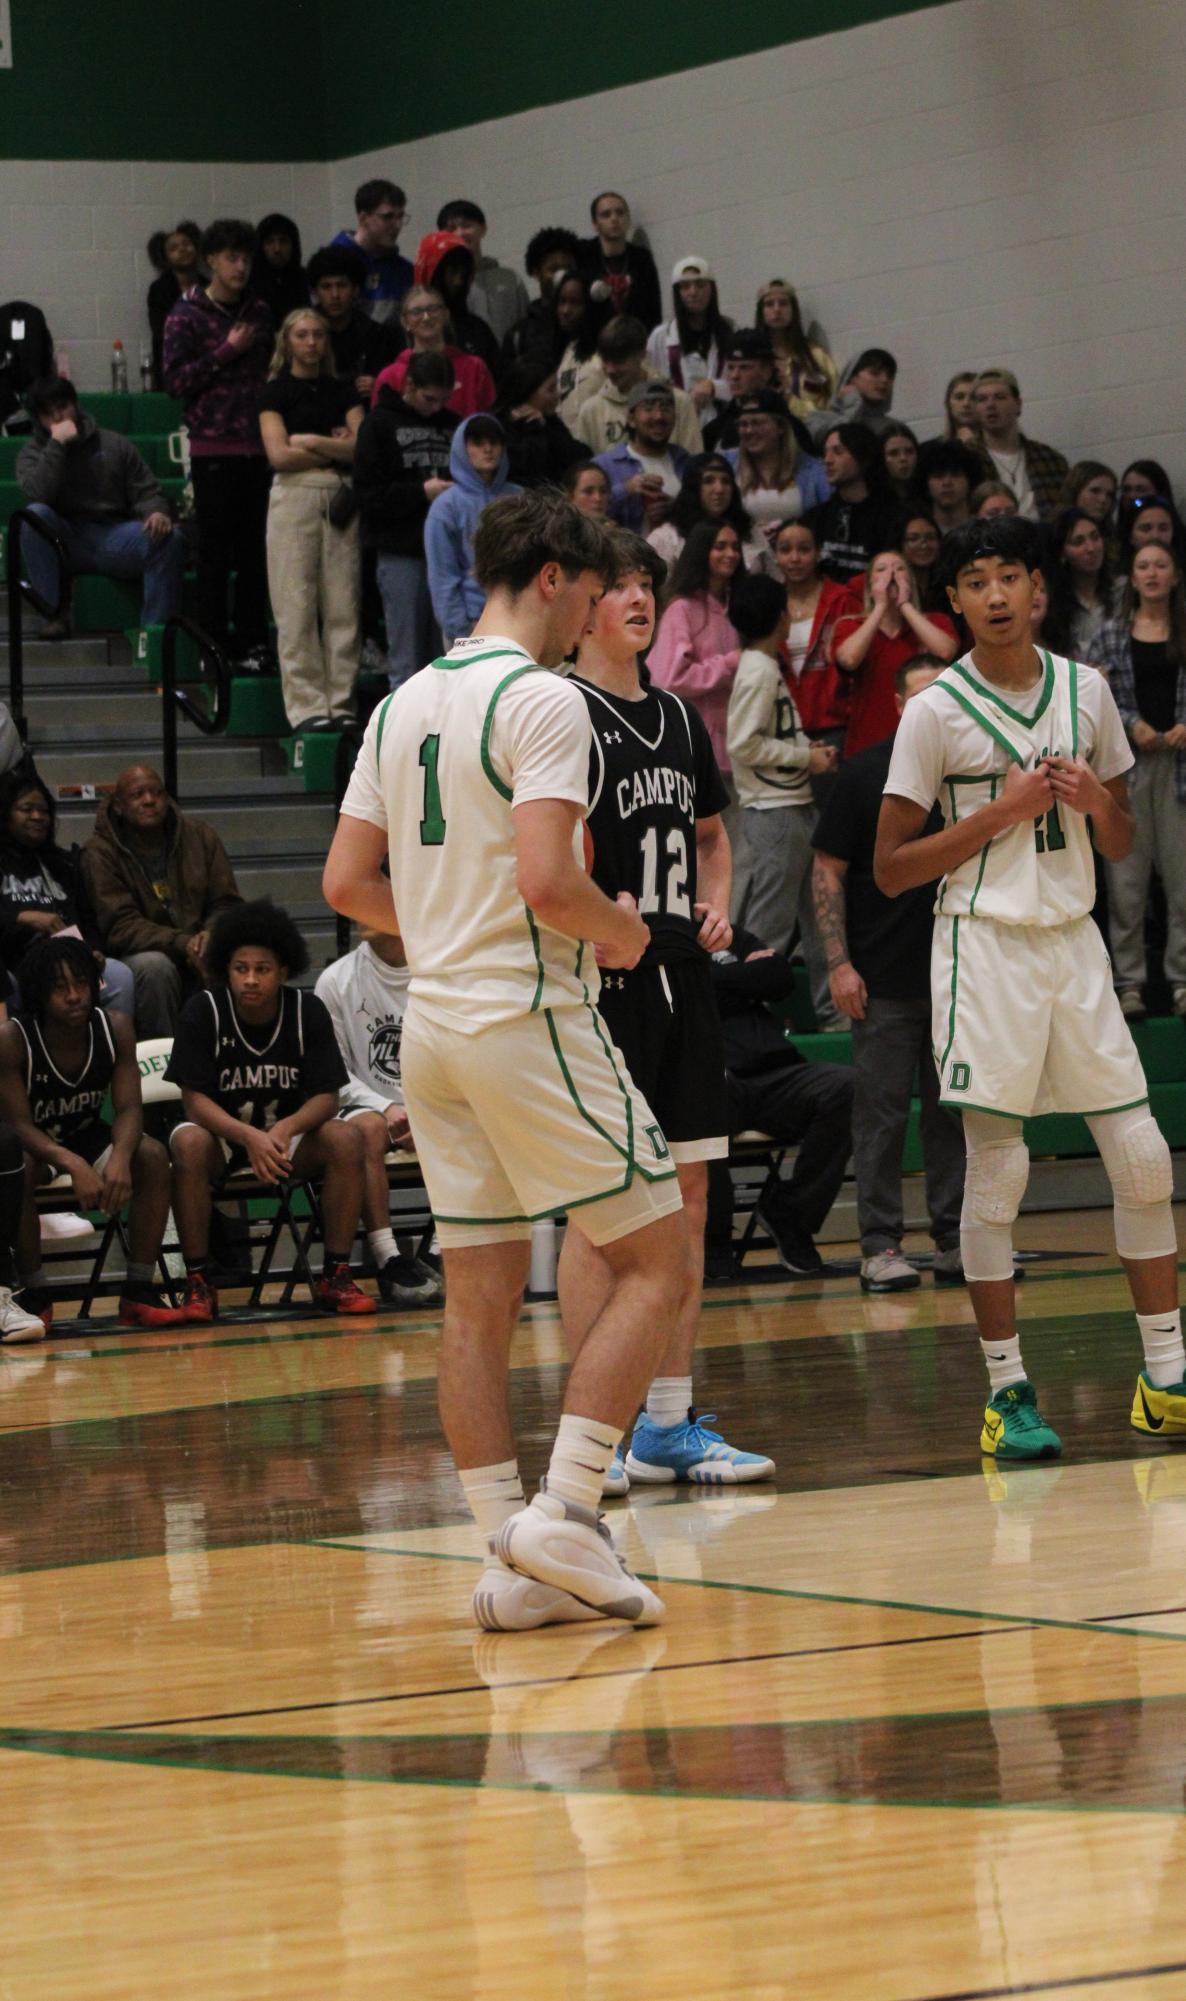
[419,733,446,846]
[639,826,691,918]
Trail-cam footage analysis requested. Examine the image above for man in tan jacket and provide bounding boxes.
[82,767,241,1035]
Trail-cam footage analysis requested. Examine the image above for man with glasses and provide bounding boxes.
[331,179,414,325]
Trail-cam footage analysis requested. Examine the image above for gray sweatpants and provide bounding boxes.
[1106,752,1186,992]
[734,804,832,1020]
[851,995,966,1254]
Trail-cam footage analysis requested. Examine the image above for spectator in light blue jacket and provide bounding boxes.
[594,379,691,534]
[424,414,520,644]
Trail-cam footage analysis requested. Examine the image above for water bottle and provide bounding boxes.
[139,342,153,393]
[110,339,129,393]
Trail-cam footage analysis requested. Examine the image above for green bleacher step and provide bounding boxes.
[282,729,343,791]
[227,676,288,736]
[73,575,141,630]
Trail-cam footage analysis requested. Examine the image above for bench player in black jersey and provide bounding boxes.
[165,901,376,1321]
[0,934,186,1329]
[566,529,775,1490]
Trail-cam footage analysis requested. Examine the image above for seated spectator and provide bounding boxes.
[727,574,837,1007]
[753,279,837,425]
[165,900,376,1323]
[0,1112,45,1342]
[163,218,274,671]
[702,332,780,452]
[878,422,919,507]
[1120,459,1174,506]
[1118,494,1186,570]
[1098,541,1186,1021]
[493,358,588,488]
[940,371,977,439]
[503,227,584,368]
[307,244,394,402]
[812,655,965,1293]
[1055,459,1118,533]
[353,350,456,689]
[81,764,241,1037]
[970,478,1018,519]
[424,414,519,645]
[648,519,742,774]
[901,512,943,610]
[314,926,443,1305]
[831,547,957,755]
[330,178,413,325]
[704,925,854,1279]
[0,934,186,1328]
[561,458,610,517]
[971,367,1067,521]
[413,230,502,383]
[0,771,136,1018]
[773,518,854,765]
[1045,507,1118,662]
[646,256,732,426]
[732,388,831,558]
[371,285,495,419]
[251,213,308,323]
[553,270,604,421]
[577,190,661,331]
[259,308,365,734]
[17,376,184,638]
[808,347,898,445]
[146,220,203,387]
[436,199,529,348]
[809,422,904,583]
[595,379,689,533]
[916,437,981,533]
[575,315,701,454]
[647,452,766,573]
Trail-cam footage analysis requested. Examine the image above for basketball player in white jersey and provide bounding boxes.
[876,517,1183,1461]
[324,490,686,1630]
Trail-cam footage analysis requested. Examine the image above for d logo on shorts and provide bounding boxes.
[948,1061,971,1093]
[645,1123,671,1160]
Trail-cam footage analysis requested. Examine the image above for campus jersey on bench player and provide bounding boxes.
[573,677,728,966]
[885,649,1133,927]
[165,987,346,1130]
[14,1010,115,1157]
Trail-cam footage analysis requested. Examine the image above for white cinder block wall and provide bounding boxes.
[2,0,1185,492]
[334,0,1186,487]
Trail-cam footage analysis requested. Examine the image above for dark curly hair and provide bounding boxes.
[18,935,100,1024]
[525,226,580,277]
[205,900,310,983]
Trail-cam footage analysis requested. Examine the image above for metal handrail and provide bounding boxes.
[160,613,231,801]
[5,505,70,738]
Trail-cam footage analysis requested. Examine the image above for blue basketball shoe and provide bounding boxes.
[625,1409,775,1485]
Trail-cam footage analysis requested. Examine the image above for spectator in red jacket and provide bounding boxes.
[370,285,495,419]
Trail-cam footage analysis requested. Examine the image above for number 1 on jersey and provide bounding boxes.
[1033,803,1067,854]
[419,733,446,846]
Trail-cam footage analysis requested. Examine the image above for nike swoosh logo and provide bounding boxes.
[1139,1384,1165,1431]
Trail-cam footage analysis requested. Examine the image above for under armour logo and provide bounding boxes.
[602,973,626,990]
[603,730,622,744]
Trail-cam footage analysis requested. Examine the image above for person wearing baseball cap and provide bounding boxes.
[645,256,734,429]
[733,389,832,557]
[702,331,782,453]
[594,379,691,533]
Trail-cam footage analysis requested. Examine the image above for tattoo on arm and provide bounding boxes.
[812,863,850,970]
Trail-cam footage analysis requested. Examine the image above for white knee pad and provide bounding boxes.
[1091,1109,1177,1260]
[960,1132,1029,1283]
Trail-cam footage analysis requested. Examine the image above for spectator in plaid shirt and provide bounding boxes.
[971,368,1067,522]
[1097,541,1186,1022]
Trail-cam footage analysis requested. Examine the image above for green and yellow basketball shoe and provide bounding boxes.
[980,1381,1062,1461]
[1131,1373,1186,1438]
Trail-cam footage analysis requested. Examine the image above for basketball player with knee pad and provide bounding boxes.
[876,516,1181,1460]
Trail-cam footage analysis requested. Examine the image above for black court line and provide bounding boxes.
[104,1622,1022,1734]
[904,1955,1186,1998]
[1090,1604,1186,1623]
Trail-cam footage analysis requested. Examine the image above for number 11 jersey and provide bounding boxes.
[573,677,729,966]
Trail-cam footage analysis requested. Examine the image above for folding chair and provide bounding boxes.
[728,1129,792,1269]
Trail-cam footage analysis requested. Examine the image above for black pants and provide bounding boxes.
[706,1060,854,1249]
[190,455,272,652]
[0,1122,26,1286]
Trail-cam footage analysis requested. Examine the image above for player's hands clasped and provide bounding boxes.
[596,891,650,971]
[694,901,732,953]
[997,759,1055,825]
[99,1150,134,1218]
[1043,754,1108,815]
[243,1125,292,1183]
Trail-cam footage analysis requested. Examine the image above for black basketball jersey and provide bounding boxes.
[165,986,347,1131]
[15,1008,115,1148]
[573,677,729,965]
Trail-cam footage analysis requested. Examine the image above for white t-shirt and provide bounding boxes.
[632,449,682,498]
[314,941,411,1114]
[340,635,596,1032]
[786,615,814,677]
[988,446,1037,521]
[886,650,1132,927]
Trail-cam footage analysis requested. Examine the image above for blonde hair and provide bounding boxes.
[860,548,909,615]
[400,284,453,346]
[735,420,799,496]
[269,308,334,379]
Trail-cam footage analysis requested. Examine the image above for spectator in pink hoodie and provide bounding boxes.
[648,519,742,773]
[370,285,495,419]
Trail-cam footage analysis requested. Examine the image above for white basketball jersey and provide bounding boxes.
[340,636,596,1034]
[887,651,1129,928]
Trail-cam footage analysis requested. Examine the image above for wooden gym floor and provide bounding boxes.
[3,1207,1186,2000]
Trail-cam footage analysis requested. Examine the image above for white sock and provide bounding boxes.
[368,1227,398,1267]
[645,1376,692,1428]
[545,1413,622,1513]
[458,1460,525,1555]
[1137,1309,1186,1389]
[980,1337,1026,1395]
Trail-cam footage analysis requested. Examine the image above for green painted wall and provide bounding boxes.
[0,0,324,161]
[0,0,948,161]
